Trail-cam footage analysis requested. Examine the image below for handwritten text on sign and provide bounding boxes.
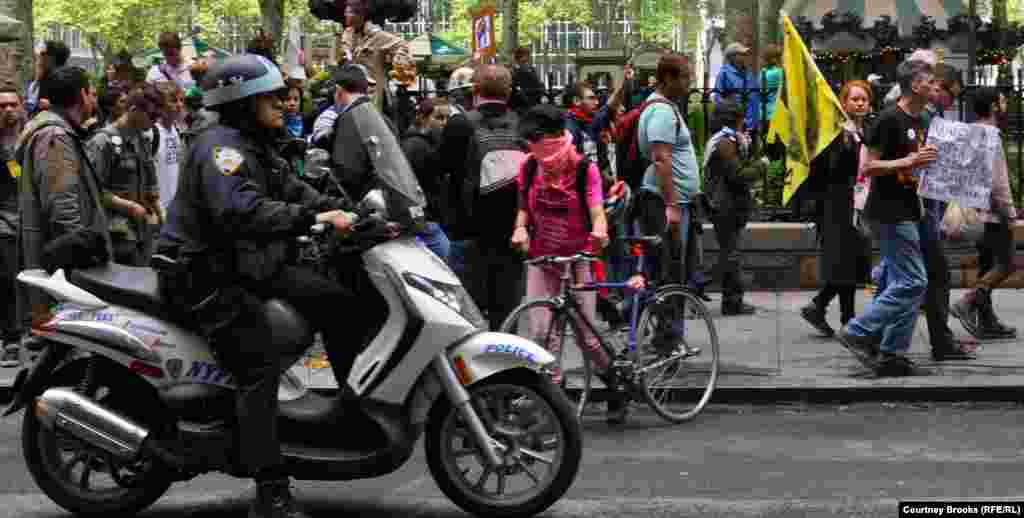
[917,117,998,210]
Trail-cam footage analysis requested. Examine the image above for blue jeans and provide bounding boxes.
[417,222,451,264]
[846,222,928,354]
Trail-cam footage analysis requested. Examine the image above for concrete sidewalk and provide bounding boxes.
[280,288,1024,401]
[1,289,1021,402]
[557,288,1024,401]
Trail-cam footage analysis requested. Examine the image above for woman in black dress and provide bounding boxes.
[800,80,874,336]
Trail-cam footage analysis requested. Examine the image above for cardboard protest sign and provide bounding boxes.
[917,117,998,210]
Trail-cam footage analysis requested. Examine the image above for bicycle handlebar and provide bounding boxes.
[524,253,601,266]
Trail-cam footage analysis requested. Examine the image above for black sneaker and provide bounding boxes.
[873,353,930,377]
[800,304,834,337]
[836,327,880,367]
[605,397,628,425]
[950,300,982,339]
[931,340,978,361]
[980,320,1017,340]
[248,479,310,518]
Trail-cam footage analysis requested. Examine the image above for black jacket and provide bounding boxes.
[400,127,443,222]
[330,96,400,202]
[158,124,346,284]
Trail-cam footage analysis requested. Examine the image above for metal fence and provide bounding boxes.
[396,75,1024,218]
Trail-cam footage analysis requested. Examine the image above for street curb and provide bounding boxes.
[319,386,1024,404]
[2,386,1019,407]
[561,386,1024,404]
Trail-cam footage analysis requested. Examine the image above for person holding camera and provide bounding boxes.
[337,0,415,117]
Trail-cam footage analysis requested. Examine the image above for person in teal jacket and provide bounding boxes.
[761,44,783,122]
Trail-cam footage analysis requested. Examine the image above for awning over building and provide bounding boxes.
[410,33,467,64]
[783,0,967,35]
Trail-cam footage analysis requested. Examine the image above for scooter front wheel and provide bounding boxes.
[424,369,582,518]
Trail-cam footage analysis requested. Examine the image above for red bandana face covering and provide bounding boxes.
[527,130,576,177]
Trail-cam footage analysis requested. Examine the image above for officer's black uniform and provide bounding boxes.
[159,120,358,468]
[156,55,352,518]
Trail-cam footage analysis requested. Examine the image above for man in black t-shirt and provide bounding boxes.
[837,60,937,377]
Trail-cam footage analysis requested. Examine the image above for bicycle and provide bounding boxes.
[500,236,719,424]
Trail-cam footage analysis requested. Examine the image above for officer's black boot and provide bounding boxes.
[249,478,310,518]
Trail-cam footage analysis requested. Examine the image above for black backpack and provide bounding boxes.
[461,109,528,219]
[521,156,593,231]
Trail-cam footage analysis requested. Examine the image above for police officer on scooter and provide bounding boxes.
[156,54,357,518]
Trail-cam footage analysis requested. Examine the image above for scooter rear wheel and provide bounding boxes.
[22,358,173,517]
[425,369,582,518]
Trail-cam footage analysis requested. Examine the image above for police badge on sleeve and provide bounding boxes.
[213,146,245,176]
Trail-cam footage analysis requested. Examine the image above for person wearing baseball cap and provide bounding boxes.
[713,41,760,132]
[446,66,476,114]
[309,63,377,147]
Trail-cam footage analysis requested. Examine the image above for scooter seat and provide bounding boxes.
[68,263,164,316]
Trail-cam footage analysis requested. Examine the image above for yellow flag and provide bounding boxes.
[6,160,20,179]
[766,15,848,205]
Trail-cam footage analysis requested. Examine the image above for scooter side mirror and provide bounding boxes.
[303,148,332,181]
[359,189,389,218]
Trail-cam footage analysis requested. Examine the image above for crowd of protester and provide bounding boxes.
[0,25,1017,389]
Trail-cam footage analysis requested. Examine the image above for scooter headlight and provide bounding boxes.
[402,272,486,328]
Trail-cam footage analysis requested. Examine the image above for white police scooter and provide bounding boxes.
[5,102,581,518]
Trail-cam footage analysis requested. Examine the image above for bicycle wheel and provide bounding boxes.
[633,286,719,423]
[500,299,592,420]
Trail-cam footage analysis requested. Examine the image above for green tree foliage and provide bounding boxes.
[439,0,592,55]
[628,0,675,47]
[34,0,181,58]
[35,0,336,62]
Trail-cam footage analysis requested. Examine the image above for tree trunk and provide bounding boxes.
[259,0,285,55]
[995,0,1012,85]
[502,0,519,61]
[13,0,31,89]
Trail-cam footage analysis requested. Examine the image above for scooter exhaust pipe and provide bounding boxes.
[34,387,151,461]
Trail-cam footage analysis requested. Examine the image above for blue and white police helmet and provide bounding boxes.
[202,54,286,108]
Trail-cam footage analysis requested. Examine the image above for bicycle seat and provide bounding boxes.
[624,236,663,247]
[525,253,599,266]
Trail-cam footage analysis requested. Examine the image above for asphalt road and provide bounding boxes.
[0,402,1021,517]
